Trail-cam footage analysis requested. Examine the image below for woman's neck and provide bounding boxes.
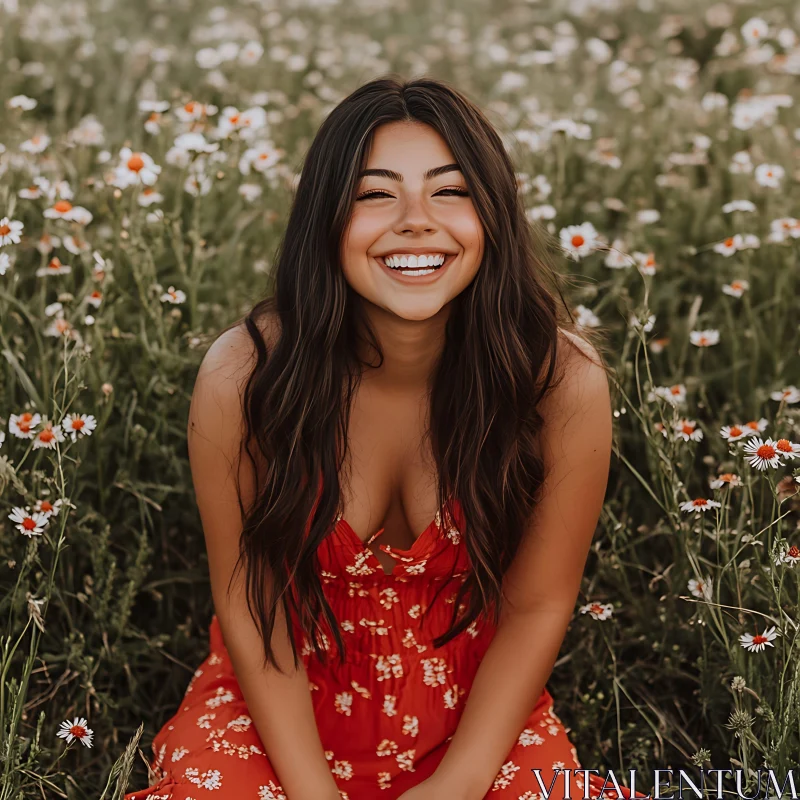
[355,299,450,392]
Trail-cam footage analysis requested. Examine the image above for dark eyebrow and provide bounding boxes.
[357,163,462,182]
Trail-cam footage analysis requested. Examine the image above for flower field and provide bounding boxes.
[0,0,799,796]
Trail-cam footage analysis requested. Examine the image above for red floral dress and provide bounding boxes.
[126,497,639,800]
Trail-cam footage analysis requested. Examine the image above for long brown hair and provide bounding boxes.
[222,74,596,673]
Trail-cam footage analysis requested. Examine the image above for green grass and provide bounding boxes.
[1,0,799,796]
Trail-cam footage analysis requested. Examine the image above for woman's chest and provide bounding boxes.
[338,384,442,560]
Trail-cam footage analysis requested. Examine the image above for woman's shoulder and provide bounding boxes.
[195,308,281,401]
[536,327,610,427]
[556,327,604,371]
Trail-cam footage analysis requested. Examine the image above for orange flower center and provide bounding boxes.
[756,444,776,459]
[724,237,734,246]
[69,725,87,737]
[23,517,36,530]
[49,257,62,269]
[0,224,10,236]
[39,429,54,443]
[692,499,707,507]
[571,234,585,247]
[40,501,53,512]
[744,421,758,430]
[229,114,239,123]
[72,419,85,430]
[729,426,743,437]
[54,200,73,213]
[788,545,799,558]
[752,635,766,644]
[775,439,792,453]
[127,154,145,172]
[681,423,694,435]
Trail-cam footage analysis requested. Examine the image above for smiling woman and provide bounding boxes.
[341,123,484,304]
[125,75,643,800]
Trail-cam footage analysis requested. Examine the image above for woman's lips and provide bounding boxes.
[373,253,457,284]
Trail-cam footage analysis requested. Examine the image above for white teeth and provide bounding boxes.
[381,253,446,269]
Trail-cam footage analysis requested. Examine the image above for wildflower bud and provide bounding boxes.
[730,675,746,691]
[725,709,754,736]
[113,189,122,199]
[101,382,113,396]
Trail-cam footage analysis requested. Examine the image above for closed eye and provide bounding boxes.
[356,188,470,200]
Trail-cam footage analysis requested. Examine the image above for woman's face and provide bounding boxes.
[340,120,485,322]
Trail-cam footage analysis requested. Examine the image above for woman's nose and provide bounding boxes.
[394,193,437,234]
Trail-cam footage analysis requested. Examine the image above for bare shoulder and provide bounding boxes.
[557,327,604,371]
[188,308,281,438]
[539,328,610,431]
[197,309,281,389]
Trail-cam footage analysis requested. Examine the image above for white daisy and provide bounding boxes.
[0,216,24,247]
[56,717,94,748]
[9,412,42,438]
[60,413,98,442]
[741,437,785,470]
[679,498,722,513]
[160,286,187,304]
[8,506,50,537]
[739,625,779,653]
[111,147,162,189]
[689,329,720,347]
[579,601,613,620]
[769,386,800,404]
[559,222,603,261]
[32,421,66,450]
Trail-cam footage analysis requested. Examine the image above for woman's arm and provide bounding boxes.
[187,323,341,800]
[429,341,615,800]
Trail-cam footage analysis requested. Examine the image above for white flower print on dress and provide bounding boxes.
[396,749,416,772]
[376,739,398,757]
[171,746,189,762]
[420,657,449,687]
[258,781,287,799]
[335,691,354,716]
[491,760,521,790]
[518,728,546,746]
[184,766,223,789]
[205,687,236,708]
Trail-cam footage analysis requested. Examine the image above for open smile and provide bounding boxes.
[372,252,458,284]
